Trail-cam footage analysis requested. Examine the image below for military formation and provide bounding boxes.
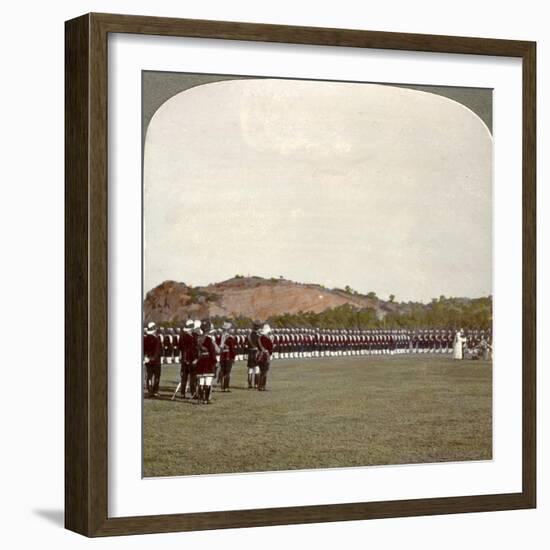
[143,319,274,403]
[143,324,492,403]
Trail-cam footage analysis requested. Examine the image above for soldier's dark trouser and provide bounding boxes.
[180,363,190,397]
[189,366,197,397]
[220,359,233,390]
[247,350,257,368]
[258,363,269,390]
[146,365,161,395]
[204,386,212,403]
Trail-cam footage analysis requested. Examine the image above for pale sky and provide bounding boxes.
[143,78,492,302]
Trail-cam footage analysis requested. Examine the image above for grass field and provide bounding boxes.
[143,355,492,477]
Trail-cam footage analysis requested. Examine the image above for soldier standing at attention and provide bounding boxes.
[238,329,246,361]
[178,319,195,399]
[428,329,436,353]
[163,327,174,364]
[143,322,162,397]
[447,330,453,354]
[219,321,237,392]
[189,320,202,398]
[272,329,280,360]
[257,324,274,391]
[195,319,218,404]
[172,328,181,364]
[214,327,223,385]
[246,321,262,388]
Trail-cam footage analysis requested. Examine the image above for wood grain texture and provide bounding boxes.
[88,13,110,536]
[521,42,537,508]
[64,12,537,537]
[92,12,532,56]
[93,493,532,536]
[65,14,90,535]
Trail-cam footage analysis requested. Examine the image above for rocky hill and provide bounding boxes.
[143,276,401,324]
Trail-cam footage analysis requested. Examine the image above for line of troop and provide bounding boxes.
[143,324,492,403]
[266,328,491,359]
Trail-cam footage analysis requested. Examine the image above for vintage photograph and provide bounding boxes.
[142,71,493,478]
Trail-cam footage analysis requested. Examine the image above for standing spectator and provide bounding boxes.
[219,322,237,392]
[257,324,274,391]
[143,322,162,397]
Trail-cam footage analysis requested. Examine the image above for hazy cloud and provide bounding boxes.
[144,79,492,302]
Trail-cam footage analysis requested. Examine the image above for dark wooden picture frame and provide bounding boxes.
[65,12,536,537]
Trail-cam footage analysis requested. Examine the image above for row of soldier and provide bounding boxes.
[144,324,492,403]
[146,326,492,365]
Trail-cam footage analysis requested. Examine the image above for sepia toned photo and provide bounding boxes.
[141,71,493,478]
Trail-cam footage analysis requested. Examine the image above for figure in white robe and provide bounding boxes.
[453,330,466,360]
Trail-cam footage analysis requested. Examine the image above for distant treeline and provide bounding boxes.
[402,296,492,330]
[156,296,492,331]
[264,296,492,330]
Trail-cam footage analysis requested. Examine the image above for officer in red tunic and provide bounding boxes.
[257,324,274,391]
[246,321,262,388]
[195,319,218,404]
[214,328,223,385]
[189,320,202,398]
[218,321,237,392]
[143,322,162,397]
[163,327,174,364]
[178,319,195,399]
[173,328,181,363]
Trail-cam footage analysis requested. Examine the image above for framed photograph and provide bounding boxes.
[65,13,536,536]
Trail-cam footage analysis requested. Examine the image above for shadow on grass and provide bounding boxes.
[143,384,257,402]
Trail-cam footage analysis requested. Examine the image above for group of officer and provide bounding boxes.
[143,324,491,402]
[143,319,274,404]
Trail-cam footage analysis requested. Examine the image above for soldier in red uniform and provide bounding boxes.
[143,322,162,397]
[214,328,223,385]
[163,327,174,364]
[218,321,237,392]
[271,329,280,359]
[304,329,312,358]
[189,320,202,398]
[195,319,218,404]
[236,329,246,362]
[246,321,262,388]
[288,329,295,358]
[173,328,181,364]
[257,324,274,391]
[178,319,195,399]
